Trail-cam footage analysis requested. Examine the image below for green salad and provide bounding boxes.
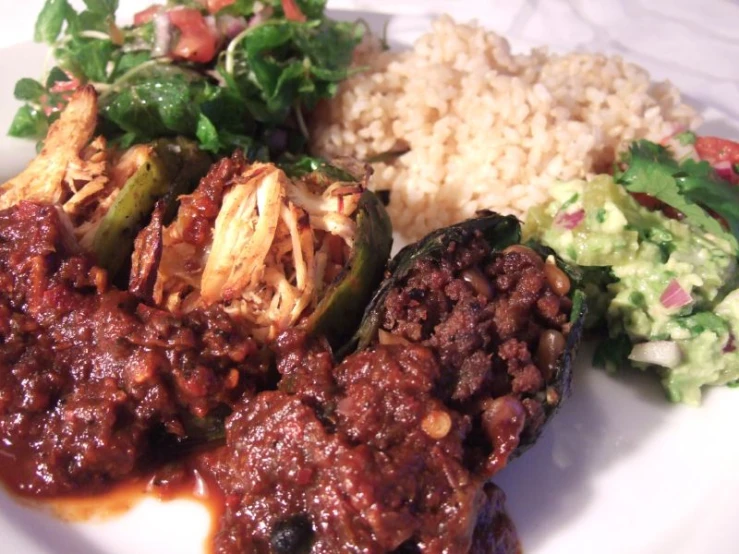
[10,0,364,157]
[525,140,739,405]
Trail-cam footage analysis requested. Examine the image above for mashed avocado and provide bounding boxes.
[525,176,738,404]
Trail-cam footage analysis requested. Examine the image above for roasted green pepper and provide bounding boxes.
[91,137,211,279]
[147,156,393,453]
[283,157,394,350]
[343,211,587,466]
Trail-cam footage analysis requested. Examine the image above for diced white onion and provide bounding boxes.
[628,341,683,368]
[152,13,172,58]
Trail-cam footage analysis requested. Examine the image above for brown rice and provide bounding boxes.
[311,15,700,240]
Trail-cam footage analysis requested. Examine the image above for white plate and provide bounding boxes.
[1,1,739,553]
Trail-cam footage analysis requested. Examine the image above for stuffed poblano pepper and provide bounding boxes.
[0,88,212,282]
[91,137,212,279]
[344,211,587,475]
[132,154,393,348]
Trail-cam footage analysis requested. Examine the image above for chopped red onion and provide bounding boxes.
[725,334,736,354]
[660,279,692,309]
[713,160,734,181]
[629,341,682,368]
[660,124,686,146]
[554,209,585,230]
[151,12,172,58]
[248,5,273,28]
[49,73,80,94]
[204,15,220,39]
[217,14,247,39]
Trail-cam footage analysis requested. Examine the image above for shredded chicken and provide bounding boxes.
[0,86,99,210]
[154,155,364,341]
[0,86,144,245]
[2,87,367,342]
[76,143,153,249]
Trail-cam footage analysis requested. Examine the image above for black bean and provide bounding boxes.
[270,514,314,554]
[392,540,421,553]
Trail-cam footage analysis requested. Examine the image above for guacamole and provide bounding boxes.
[525,176,738,404]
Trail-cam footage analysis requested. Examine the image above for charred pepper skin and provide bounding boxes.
[345,211,587,460]
[303,189,393,351]
[92,137,211,279]
[346,211,522,356]
[284,157,394,352]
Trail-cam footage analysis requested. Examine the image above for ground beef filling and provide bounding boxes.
[0,202,262,496]
[194,333,520,554]
[380,231,572,475]
[0,204,522,553]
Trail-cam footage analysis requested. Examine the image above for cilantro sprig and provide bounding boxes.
[615,140,739,253]
[9,0,363,158]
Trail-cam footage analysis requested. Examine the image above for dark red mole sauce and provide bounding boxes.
[0,202,521,553]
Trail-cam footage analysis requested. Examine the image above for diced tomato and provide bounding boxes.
[169,8,219,64]
[206,0,236,13]
[631,193,684,221]
[632,192,730,229]
[630,193,661,212]
[134,5,164,26]
[695,136,739,184]
[695,136,739,165]
[281,0,306,22]
[43,73,82,116]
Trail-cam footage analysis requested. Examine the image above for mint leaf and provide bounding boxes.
[75,9,111,32]
[223,18,363,123]
[196,114,221,152]
[45,66,71,88]
[14,79,46,102]
[58,38,115,82]
[17,0,359,157]
[110,51,151,80]
[35,0,70,43]
[296,0,327,19]
[100,73,204,138]
[8,105,49,139]
[218,0,258,16]
[83,0,118,14]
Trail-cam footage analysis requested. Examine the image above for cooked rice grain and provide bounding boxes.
[311,15,700,239]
